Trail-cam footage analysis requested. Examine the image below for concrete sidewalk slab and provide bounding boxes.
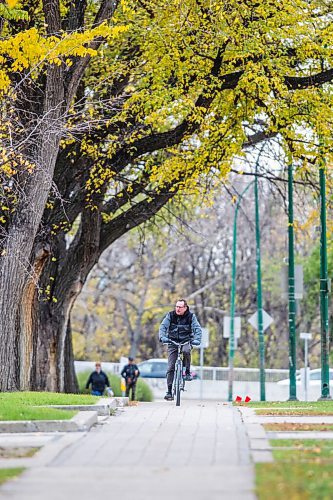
[0,433,85,469]
[0,433,58,448]
[0,401,256,500]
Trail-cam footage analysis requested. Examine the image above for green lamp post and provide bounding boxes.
[228,180,255,402]
[287,161,298,400]
[318,156,331,400]
[228,172,266,402]
[255,166,266,402]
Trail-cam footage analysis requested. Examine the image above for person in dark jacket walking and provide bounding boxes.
[159,299,202,401]
[86,362,111,396]
[121,357,140,401]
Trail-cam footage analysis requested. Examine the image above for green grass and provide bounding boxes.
[256,439,333,499]
[256,408,333,416]
[0,392,97,421]
[0,447,40,459]
[256,463,333,500]
[271,439,333,463]
[76,371,154,402]
[0,468,25,485]
[239,401,333,409]
[264,423,333,432]
[235,401,333,415]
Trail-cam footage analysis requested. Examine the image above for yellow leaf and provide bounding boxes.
[6,0,19,8]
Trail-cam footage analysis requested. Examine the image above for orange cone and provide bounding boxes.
[235,396,242,402]
[245,396,251,403]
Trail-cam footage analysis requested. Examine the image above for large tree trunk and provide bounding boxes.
[0,61,64,391]
[31,293,80,392]
[19,242,51,390]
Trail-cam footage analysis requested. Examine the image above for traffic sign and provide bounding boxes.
[248,310,274,332]
[300,332,312,340]
[281,264,304,299]
[201,328,209,348]
[223,316,241,338]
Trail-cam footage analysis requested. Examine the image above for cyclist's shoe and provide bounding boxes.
[185,373,193,382]
[164,392,174,401]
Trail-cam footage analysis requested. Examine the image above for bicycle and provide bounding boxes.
[169,340,189,406]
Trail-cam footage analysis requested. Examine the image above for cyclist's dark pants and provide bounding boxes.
[166,343,191,387]
[126,381,137,400]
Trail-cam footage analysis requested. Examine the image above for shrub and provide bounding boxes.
[76,370,153,402]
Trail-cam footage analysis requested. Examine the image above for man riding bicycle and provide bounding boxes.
[159,299,202,401]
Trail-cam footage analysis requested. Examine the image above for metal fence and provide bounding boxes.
[192,366,290,383]
[75,360,289,383]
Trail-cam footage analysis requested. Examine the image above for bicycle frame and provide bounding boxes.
[169,340,188,406]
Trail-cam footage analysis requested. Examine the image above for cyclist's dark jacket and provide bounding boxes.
[121,364,140,382]
[85,370,110,392]
[159,309,202,345]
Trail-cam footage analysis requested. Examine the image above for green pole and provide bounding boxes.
[288,162,298,401]
[228,181,255,402]
[254,169,266,401]
[319,157,331,400]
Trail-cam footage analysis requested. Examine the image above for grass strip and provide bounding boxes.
[0,392,97,421]
[264,423,333,431]
[256,408,333,416]
[257,440,333,499]
[270,439,333,463]
[237,401,333,410]
[256,462,333,500]
[0,447,40,459]
[0,468,25,485]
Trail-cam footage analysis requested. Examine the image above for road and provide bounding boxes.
[0,400,255,500]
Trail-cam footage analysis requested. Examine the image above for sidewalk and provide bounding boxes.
[0,401,255,500]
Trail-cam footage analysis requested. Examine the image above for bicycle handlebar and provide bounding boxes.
[164,339,190,347]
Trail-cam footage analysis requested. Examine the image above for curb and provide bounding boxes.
[0,411,98,434]
[237,407,273,463]
[42,396,128,416]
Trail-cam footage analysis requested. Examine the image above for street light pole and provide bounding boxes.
[228,181,255,402]
[319,157,331,400]
[255,167,266,401]
[288,162,298,400]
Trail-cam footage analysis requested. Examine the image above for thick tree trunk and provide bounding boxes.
[19,242,51,390]
[63,318,79,393]
[0,58,64,391]
[31,296,80,392]
[0,256,21,390]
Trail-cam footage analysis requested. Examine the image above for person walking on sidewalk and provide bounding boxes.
[121,357,140,401]
[159,299,202,401]
[86,362,111,396]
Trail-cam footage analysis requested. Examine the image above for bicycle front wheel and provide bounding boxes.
[175,361,182,406]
